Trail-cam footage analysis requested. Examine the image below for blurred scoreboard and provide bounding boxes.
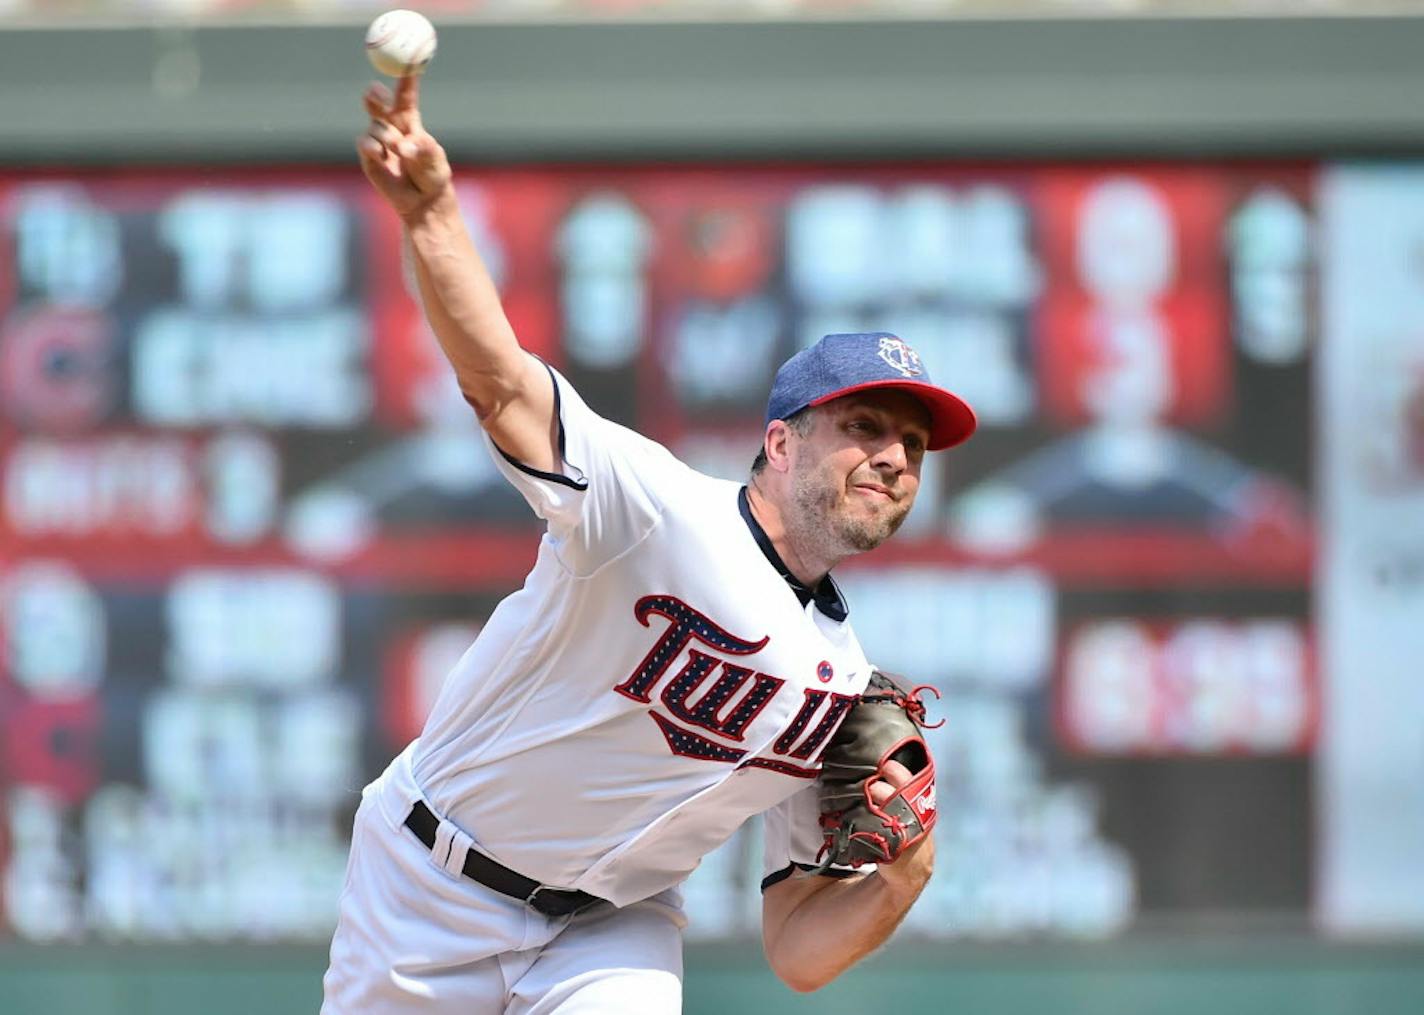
[0,159,1376,943]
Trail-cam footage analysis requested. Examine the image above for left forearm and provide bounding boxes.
[764,868,927,992]
[763,741,939,993]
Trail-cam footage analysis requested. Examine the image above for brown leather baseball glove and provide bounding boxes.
[813,670,941,871]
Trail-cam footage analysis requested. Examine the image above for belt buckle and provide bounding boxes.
[525,885,569,917]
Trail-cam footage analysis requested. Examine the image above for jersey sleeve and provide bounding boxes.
[482,359,683,572]
[759,784,871,891]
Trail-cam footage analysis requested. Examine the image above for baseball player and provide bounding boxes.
[323,76,977,1014]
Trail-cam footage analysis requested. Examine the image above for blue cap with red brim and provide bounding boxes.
[764,332,977,451]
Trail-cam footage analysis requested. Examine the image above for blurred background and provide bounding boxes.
[2,1,1423,1013]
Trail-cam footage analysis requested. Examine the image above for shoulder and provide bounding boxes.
[659,470,743,513]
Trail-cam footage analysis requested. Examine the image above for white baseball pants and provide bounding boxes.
[321,751,686,1014]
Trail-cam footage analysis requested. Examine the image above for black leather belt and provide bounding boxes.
[403,801,603,918]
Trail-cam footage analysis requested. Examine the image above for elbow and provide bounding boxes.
[773,967,830,994]
[458,368,521,422]
[765,951,836,994]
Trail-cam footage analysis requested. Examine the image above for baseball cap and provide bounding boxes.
[765,333,977,451]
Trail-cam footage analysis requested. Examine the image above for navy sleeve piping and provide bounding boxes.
[487,363,589,491]
[759,862,860,892]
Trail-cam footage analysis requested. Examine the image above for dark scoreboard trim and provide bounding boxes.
[3,16,1424,164]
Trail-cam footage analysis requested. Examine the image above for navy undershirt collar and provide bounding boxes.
[738,486,848,622]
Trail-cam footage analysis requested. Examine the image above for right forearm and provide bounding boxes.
[403,190,526,417]
[360,78,556,469]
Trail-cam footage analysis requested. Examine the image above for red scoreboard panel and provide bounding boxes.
[0,162,1315,942]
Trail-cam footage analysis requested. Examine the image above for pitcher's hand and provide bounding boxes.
[357,75,453,222]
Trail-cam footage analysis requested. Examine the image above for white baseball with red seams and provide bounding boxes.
[365,9,437,78]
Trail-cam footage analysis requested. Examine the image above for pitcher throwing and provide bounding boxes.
[321,74,977,1014]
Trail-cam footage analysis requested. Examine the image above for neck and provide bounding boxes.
[746,477,833,588]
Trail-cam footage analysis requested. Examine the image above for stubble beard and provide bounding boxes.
[790,462,911,556]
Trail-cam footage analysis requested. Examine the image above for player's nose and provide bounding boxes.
[869,438,910,476]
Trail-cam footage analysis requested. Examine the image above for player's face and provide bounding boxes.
[787,391,931,554]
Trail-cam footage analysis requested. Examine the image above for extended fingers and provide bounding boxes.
[393,74,422,119]
[361,84,399,163]
[365,78,423,128]
[402,134,451,192]
[363,82,393,117]
[357,118,401,178]
[357,134,383,161]
[356,77,448,209]
[364,77,424,143]
[367,118,402,149]
[356,134,396,189]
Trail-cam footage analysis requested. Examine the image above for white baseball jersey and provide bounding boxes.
[406,361,872,908]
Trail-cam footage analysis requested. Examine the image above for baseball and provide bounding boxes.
[365,9,437,78]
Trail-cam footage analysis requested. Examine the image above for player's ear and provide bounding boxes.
[763,419,794,473]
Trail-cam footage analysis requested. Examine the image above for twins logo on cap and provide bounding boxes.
[764,331,978,451]
[877,336,924,379]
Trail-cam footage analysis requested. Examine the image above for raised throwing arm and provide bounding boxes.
[358,75,558,473]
